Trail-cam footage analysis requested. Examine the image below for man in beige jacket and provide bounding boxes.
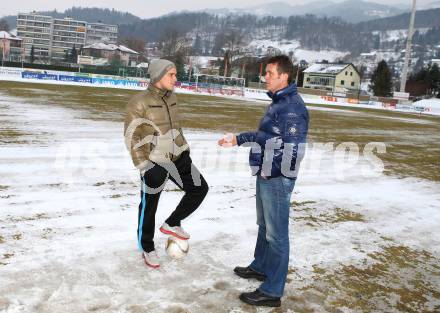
[124,59,208,268]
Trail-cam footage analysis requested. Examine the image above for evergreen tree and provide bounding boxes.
[30,45,35,64]
[428,63,440,97]
[370,60,393,97]
[411,63,440,96]
[413,57,425,73]
[109,54,123,68]
[174,51,186,80]
[70,45,78,63]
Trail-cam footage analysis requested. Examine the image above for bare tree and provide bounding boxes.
[120,37,148,62]
[162,28,185,57]
[224,28,244,61]
[218,28,245,76]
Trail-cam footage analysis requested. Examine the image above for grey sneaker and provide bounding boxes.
[160,222,190,240]
[142,250,160,268]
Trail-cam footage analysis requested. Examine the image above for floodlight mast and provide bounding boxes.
[400,0,417,93]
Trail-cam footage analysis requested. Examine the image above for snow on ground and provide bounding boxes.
[0,91,439,312]
[413,98,440,115]
[245,39,348,63]
[301,94,440,116]
[413,98,440,107]
[293,49,349,63]
[372,28,430,42]
[246,39,301,55]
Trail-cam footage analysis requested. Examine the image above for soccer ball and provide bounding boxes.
[165,237,189,259]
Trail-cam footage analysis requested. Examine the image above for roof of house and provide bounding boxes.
[0,31,22,41]
[303,63,352,75]
[83,42,138,54]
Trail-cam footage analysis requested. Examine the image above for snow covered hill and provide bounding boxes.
[202,0,406,23]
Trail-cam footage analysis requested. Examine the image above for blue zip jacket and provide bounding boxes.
[236,83,309,179]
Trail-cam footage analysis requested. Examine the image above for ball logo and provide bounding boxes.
[165,237,189,259]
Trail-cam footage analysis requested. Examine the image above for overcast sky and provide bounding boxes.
[2,0,432,19]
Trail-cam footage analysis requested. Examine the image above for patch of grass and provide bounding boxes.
[307,106,440,182]
[7,213,49,223]
[287,245,440,312]
[295,206,315,213]
[12,233,22,240]
[0,128,24,138]
[293,207,366,227]
[0,235,4,244]
[381,236,394,242]
[3,253,14,259]
[292,200,317,206]
[333,207,366,223]
[2,81,440,180]
[44,183,63,188]
[312,265,327,275]
[0,128,29,144]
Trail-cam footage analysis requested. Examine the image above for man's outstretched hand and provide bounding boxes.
[218,133,237,147]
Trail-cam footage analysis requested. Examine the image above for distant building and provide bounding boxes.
[51,18,87,63]
[189,56,220,75]
[0,31,23,62]
[360,52,377,62]
[303,63,361,92]
[16,12,53,62]
[299,60,308,67]
[266,46,282,56]
[81,43,139,67]
[16,12,118,64]
[77,55,109,66]
[86,23,118,45]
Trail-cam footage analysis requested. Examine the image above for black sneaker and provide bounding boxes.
[239,289,281,307]
[233,266,266,281]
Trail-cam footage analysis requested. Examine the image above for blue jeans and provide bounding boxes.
[249,175,295,298]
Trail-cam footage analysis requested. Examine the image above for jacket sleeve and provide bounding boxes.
[236,132,257,146]
[272,106,309,177]
[124,97,154,171]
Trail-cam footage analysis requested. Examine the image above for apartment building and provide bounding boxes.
[16,12,52,62]
[51,18,87,62]
[86,23,118,45]
[16,12,118,64]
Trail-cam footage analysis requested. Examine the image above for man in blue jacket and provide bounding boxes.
[218,55,309,307]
